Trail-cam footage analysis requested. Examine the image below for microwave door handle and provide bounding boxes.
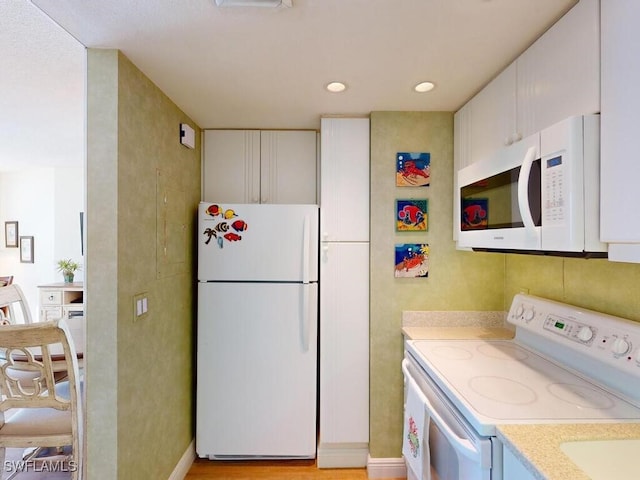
[517,145,538,231]
[402,360,481,463]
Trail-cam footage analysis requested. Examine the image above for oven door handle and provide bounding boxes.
[402,359,481,463]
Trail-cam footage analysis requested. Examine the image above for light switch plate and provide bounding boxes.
[133,292,149,321]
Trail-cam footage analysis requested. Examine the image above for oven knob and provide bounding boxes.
[523,308,535,322]
[577,326,594,343]
[515,305,524,318]
[611,337,631,356]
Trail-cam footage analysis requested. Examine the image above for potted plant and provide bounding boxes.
[57,258,81,283]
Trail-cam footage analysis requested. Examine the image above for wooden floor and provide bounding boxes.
[185,458,402,480]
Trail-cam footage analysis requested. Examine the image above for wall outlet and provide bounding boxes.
[519,287,530,294]
[133,292,149,321]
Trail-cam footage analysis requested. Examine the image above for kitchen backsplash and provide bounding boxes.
[402,310,506,328]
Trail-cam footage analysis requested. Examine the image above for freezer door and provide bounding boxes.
[198,202,319,282]
[196,282,318,459]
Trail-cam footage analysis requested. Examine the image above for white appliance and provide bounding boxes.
[196,201,319,459]
[403,294,640,480]
[457,115,606,256]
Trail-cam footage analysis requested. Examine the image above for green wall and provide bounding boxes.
[86,49,201,479]
[504,254,640,321]
[369,112,505,458]
[369,111,640,460]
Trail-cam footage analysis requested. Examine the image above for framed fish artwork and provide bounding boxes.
[396,152,430,187]
[394,243,429,278]
[396,199,428,232]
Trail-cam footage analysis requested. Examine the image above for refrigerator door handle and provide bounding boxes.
[301,285,310,352]
[302,214,310,284]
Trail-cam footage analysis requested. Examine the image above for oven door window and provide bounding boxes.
[461,160,541,231]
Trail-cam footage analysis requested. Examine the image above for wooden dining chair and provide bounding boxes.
[0,277,14,321]
[0,285,33,325]
[0,320,82,480]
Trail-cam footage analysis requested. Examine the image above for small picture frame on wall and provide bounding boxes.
[396,199,428,231]
[4,221,18,248]
[396,152,430,187]
[19,236,34,263]
[394,243,429,278]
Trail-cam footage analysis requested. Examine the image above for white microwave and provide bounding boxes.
[456,115,607,256]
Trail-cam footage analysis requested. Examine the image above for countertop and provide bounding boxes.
[498,423,640,480]
[402,326,515,340]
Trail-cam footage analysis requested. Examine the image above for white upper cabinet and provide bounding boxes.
[600,0,640,262]
[455,0,600,169]
[320,117,370,242]
[468,62,517,166]
[203,129,317,204]
[517,0,600,137]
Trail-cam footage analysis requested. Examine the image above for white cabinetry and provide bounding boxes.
[517,0,600,137]
[38,283,84,322]
[202,129,317,204]
[600,0,640,262]
[466,62,517,169]
[318,117,370,467]
[454,0,600,169]
[503,446,537,480]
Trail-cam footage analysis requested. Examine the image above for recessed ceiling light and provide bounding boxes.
[326,82,347,93]
[414,81,435,93]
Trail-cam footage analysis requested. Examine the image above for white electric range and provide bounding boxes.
[402,294,640,480]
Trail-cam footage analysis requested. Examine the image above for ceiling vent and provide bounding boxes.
[214,0,292,7]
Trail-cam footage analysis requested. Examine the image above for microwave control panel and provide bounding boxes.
[543,154,565,226]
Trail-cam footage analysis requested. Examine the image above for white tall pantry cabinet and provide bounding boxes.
[600,0,640,262]
[318,117,370,467]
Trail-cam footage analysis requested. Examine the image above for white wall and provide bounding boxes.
[0,166,84,318]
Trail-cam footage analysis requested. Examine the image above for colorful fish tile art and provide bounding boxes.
[396,152,430,187]
[394,243,429,278]
[396,199,428,231]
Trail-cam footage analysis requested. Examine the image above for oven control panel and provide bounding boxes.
[507,294,640,379]
[542,314,597,345]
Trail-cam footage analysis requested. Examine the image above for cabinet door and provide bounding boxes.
[601,0,640,261]
[260,130,317,204]
[503,447,538,480]
[202,130,261,203]
[320,118,370,242]
[468,61,517,163]
[319,242,369,446]
[517,0,600,137]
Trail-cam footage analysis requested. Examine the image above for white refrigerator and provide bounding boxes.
[196,201,319,460]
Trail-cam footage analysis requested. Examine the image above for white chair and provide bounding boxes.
[0,285,33,325]
[0,320,82,479]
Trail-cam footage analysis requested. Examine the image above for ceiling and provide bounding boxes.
[2,0,578,172]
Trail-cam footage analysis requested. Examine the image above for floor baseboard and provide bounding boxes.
[317,443,369,468]
[169,439,196,480]
[366,455,407,479]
